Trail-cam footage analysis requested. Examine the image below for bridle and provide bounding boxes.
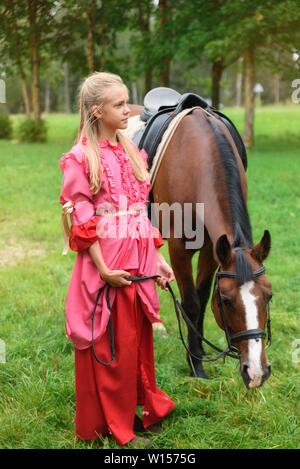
[91,267,272,367]
[168,263,272,367]
[214,265,272,358]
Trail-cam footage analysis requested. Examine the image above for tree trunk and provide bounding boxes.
[64,62,71,113]
[28,0,41,123]
[235,57,243,107]
[159,0,170,87]
[30,34,40,122]
[274,74,280,105]
[159,57,170,87]
[243,47,255,148]
[211,59,223,109]
[10,0,31,117]
[99,1,106,71]
[85,0,96,73]
[21,75,31,117]
[44,78,50,114]
[145,69,152,93]
[136,0,152,93]
[131,82,138,104]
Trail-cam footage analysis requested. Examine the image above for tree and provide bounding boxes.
[174,0,242,109]
[132,0,155,92]
[1,0,55,123]
[85,0,97,73]
[220,0,300,147]
[175,0,300,146]
[0,0,31,116]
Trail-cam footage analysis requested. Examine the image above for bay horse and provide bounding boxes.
[129,104,273,389]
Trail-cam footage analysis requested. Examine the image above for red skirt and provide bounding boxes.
[74,268,175,446]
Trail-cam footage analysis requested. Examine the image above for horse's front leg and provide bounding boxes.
[195,241,218,364]
[168,237,208,379]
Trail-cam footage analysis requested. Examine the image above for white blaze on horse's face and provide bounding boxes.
[239,280,263,388]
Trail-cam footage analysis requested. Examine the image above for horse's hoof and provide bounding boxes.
[191,370,209,380]
[188,362,209,379]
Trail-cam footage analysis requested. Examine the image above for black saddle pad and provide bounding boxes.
[134,92,247,173]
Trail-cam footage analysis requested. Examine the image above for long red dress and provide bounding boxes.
[59,138,175,445]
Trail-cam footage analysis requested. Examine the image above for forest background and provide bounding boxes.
[1,0,300,148]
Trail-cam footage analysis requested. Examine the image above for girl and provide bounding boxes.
[59,72,175,447]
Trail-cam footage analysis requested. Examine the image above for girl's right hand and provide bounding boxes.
[101,269,132,287]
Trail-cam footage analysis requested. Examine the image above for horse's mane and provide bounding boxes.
[205,114,254,283]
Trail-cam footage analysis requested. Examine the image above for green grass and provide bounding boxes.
[0,106,299,449]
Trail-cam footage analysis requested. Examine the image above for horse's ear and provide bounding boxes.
[216,234,232,267]
[251,230,271,263]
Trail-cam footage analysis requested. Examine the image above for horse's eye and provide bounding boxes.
[221,295,233,307]
[267,292,273,303]
[263,291,273,303]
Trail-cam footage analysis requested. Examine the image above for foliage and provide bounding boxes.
[0,0,300,112]
[0,112,12,139]
[18,118,48,143]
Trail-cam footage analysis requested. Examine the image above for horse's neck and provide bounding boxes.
[202,198,234,249]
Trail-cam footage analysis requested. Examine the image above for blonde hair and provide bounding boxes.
[75,71,149,194]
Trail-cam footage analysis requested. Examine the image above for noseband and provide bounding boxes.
[214,265,272,358]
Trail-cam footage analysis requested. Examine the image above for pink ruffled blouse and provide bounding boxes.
[59,138,164,350]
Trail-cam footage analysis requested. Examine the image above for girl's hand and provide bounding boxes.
[101,269,132,287]
[155,251,175,291]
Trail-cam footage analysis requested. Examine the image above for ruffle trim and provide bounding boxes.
[59,150,89,177]
[99,141,150,206]
[61,139,151,207]
[100,155,119,206]
[99,138,123,151]
[69,216,100,252]
[68,215,163,252]
[114,149,139,204]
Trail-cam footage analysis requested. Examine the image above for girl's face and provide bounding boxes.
[95,84,130,133]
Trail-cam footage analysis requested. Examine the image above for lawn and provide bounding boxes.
[0,105,299,449]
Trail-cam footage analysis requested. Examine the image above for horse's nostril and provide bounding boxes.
[241,365,251,388]
[263,365,271,381]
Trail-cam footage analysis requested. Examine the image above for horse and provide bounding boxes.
[128,104,273,389]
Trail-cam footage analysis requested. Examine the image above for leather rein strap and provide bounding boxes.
[92,269,271,366]
[91,275,160,366]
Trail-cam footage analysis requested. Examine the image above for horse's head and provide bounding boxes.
[212,230,272,389]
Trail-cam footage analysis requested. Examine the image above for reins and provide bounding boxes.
[91,275,160,366]
[165,280,240,362]
[92,270,272,367]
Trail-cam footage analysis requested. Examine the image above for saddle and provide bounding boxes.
[132,87,248,232]
[133,87,247,172]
